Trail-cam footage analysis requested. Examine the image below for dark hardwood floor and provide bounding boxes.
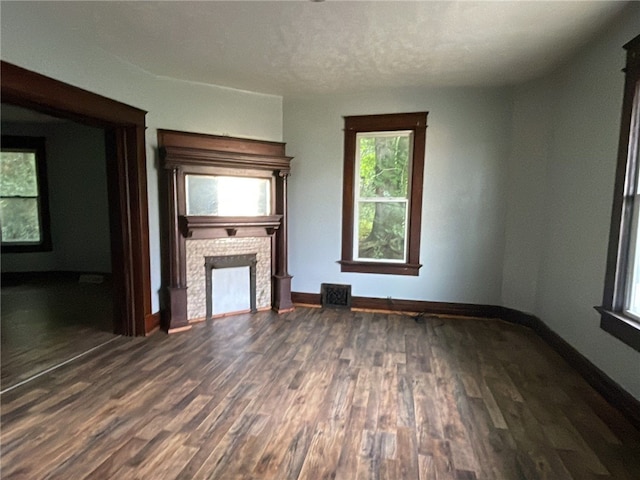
[1,275,117,392]
[1,307,639,479]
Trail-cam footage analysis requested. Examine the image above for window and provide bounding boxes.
[597,34,640,352]
[340,112,427,275]
[0,136,51,252]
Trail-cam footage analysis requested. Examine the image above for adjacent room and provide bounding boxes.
[1,104,118,391]
[1,1,639,478]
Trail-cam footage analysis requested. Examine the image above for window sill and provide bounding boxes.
[595,306,640,352]
[1,242,52,254]
[339,260,421,276]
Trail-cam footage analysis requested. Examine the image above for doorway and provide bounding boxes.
[0,105,121,390]
[1,61,153,339]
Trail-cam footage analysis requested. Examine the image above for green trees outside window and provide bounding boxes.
[1,150,41,242]
[0,136,51,252]
[340,112,427,276]
[355,133,411,261]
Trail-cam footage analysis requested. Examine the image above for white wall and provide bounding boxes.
[503,4,640,399]
[501,79,553,312]
[0,2,283,311]
[1,121,111,273]
[284,88,511,304]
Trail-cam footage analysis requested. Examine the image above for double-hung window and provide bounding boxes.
[597,34,640,352]
[0,136,52,252]
[340,112,427,276]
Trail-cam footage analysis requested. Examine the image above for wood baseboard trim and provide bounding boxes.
[145,325,160,336]
[291,291,640,430]
[144,312,161,335]
[167,325,192,334]
[291,291,502,319]
[351,296,503,319]
[274,307,296,314]
[292,292,321,306]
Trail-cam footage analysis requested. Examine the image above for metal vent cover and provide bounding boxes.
[321,283,352,308]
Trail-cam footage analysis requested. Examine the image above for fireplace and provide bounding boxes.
[159,130,294,333]
[186,238,271,321]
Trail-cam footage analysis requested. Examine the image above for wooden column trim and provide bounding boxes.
[163,164,190,332]
[273,170,294,313]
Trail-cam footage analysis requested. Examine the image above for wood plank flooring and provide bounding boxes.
[1,276,116,391]
[1,308,639,479]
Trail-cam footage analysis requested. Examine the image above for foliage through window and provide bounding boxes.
[340,112,427,275]
[597,34,640,352]
[355,132,411,261]
[0,136,51,252]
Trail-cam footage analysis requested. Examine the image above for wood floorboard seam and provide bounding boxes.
[0,336,121,395]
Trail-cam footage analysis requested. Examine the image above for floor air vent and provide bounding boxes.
[321,283,352,308]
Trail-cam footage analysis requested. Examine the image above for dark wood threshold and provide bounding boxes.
[291,291,640,431]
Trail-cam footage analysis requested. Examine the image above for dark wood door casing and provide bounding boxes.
[158,129,294,333]
[1,61,153,336]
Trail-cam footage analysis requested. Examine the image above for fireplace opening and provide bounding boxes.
[205,254,257,320]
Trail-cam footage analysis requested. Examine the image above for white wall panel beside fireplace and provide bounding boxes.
[186,237,271,321]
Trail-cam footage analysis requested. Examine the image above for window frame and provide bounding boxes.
[340,112,427,276]
[0,135,52,253]
[597,34,640,352]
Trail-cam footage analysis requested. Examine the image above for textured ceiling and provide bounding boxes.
[14,1,629,96]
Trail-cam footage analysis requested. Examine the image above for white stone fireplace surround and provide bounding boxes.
[186,237,271,321]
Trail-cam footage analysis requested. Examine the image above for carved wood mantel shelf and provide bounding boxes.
[179,215,282,239]
[162,146,292,171]
[158,130,294,333]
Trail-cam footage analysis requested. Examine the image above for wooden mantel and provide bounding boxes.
[158,130,294,333]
